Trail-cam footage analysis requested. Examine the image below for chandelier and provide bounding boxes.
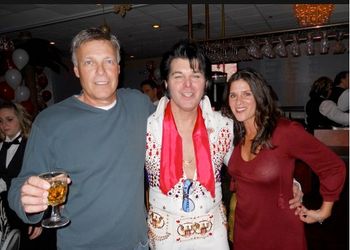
[294,4,335,27]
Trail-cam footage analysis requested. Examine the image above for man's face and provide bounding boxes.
[166,58,206,113]
[73,40,120,107]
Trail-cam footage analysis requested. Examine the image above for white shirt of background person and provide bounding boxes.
[0,131,22,193]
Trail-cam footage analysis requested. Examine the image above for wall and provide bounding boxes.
[122,57,162,91]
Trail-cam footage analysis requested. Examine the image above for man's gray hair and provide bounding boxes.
[71,27,121,66]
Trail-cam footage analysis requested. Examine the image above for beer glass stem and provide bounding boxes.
[51,206,62,222]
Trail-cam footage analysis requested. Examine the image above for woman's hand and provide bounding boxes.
[298,201,333,224]
[289,180,303,214]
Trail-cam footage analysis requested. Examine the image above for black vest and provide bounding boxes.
[0,138,28,231]
[0,138,27,188]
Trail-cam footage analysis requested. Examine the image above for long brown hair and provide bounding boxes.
[222,68,282,153]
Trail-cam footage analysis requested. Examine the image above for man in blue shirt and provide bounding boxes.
[8,27,154,250]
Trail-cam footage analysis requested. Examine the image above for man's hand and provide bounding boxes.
[28,225,43,240]
[20,176,50,213]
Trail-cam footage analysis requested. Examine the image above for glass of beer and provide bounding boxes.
[39,170,70,228]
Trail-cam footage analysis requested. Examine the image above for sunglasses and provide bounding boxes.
[182,179,195,212]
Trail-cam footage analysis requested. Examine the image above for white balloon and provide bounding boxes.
[12,48,29,70]
[5,68,22,89]
[15,85,30,102]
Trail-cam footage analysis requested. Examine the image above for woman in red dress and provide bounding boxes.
[222,68,346,250]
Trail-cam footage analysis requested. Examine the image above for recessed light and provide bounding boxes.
[152,24,160,29]
[49,41,55,45]
[130,55,135,58]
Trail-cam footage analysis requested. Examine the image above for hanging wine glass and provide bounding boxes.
[247,39,262,59]
[290,34,301,57]
[306,32,315,56]
[275,36,288,58]
[262,38,275,58]
[333,31,346,54]
[320,31,329,54]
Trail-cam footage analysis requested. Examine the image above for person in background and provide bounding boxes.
[140,79,160,106]
[0,102,43,249]
[8,28,154,250]
[337,88,349,112]
[144,41,303,250]
[329,71,349,109]
[305,76,348,132]
[223,68,346,250]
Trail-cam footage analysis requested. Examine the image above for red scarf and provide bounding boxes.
[159,102,215,197]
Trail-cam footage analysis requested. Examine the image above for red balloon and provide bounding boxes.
[35,67,44,75]
[0,54,16,75]
[20,99,34,115]
[37,73,48,90]
[4,57,16,70]
[0,81,15,101]
[41,90,52,102]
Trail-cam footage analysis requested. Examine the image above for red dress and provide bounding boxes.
[228,119,346,250]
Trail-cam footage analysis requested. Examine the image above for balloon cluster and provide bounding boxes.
[0,37,52,115]
[0,48,30,103]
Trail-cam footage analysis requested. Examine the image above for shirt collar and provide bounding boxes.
[5,131,22,143]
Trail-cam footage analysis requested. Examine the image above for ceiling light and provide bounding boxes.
[49,41,55,45]
[294,4,334,27]
[152,24,160,29]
